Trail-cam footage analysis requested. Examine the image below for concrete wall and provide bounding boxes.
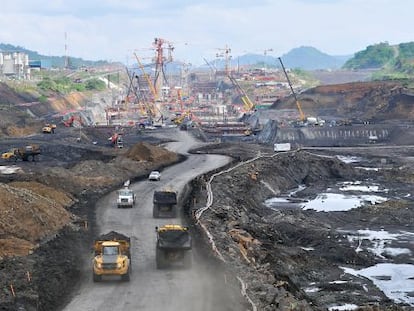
[257,120,394,147]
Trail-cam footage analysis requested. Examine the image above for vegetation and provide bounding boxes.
[0,43,111,69]
[37,76,106,93]
[343,42,395,69]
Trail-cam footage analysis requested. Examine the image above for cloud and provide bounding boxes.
[0,0,413,65]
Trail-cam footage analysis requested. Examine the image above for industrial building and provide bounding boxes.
[0,51,31,79]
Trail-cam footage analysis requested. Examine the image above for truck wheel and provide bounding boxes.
[153,207,159,218]
[93,273,101,282]
[156,248,165,269]
[121,270,130,282]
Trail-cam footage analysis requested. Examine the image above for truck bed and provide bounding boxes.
[153,191,177,205]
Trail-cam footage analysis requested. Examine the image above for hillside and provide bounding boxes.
[280,46,350,70]
[0,43,111,68]
[208,46,351,71]
[270,80,414,122]
[343,41,414,78]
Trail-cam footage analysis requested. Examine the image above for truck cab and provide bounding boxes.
[93,234,131,282]
[117,187,136,208]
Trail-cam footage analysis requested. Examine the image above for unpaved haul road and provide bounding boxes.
[62,130,247,311]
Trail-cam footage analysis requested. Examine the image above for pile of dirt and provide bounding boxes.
[0,133,181,309]
[0,182,75,258]
[125,141,178,163]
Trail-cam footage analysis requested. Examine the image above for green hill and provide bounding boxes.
[0,43,109,68]
[343,41,414,77]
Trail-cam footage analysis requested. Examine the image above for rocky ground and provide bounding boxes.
[0,79,413,311]
[0,126,181,311]
[186,141,414,310]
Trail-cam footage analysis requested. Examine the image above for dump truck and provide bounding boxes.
[42,123,56,134]
[116,182,136,208]
[1,144,40,161]
[153,190,177,218]
[155,224,192,269]
[92,231,131,282]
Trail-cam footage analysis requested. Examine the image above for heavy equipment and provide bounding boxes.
[108,132,123,148]
[116,181,136,208]
[1,144,40,161]
[278,57,306,123]
[42,123,56,134]
[92,231,131,282]
[153,189,177,218]
[155,224,192,269]
[228,74,256,113]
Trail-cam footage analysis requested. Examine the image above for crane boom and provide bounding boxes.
[228,75,255,112]
[278,57,305,122]
[133,53,158,101]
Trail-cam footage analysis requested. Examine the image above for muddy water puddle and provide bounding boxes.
[264,181,390,212]
[264,178,414,307]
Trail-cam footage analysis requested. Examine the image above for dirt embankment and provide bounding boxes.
[0,133,179,310]
[187,146,414,310]
[271,80,414,122]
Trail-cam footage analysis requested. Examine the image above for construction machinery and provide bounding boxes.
[92,231,131,282]
[42,123,56,134]
[278,57,306,123]
[108,132,124,148]
[153,189,177,218]
[228,75,256,113]
[116,181,136,208]
[155,224,192,269]
[1,144,40,162]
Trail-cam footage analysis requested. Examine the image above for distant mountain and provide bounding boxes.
[0,43,110,68]
[202,46,351,71]
[280,46,351,70]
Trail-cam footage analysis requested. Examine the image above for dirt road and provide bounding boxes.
[62,130,249,311]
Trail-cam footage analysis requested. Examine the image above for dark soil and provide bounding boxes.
[186,142,414,311]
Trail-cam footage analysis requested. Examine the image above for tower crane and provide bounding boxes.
[152,38,174,100]
[278,57,306,122]
[127,53,164,123]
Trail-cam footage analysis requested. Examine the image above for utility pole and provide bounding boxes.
[64,32,69,69]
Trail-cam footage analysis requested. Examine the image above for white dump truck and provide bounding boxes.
[117,180,136,208]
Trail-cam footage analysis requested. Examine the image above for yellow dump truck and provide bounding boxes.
[1,144,40,161]
[155,224,192,269]
[42,123,56,134]
[92,231,131,282]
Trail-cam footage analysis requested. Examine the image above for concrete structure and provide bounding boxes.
[0,51,31,79]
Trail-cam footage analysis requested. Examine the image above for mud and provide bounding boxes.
[0,126,181,311]
[0,79,414,310]
[186,142,414,310]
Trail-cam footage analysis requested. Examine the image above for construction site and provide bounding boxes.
[0,39,413,311]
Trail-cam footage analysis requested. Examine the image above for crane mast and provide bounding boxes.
[278,57,305,122]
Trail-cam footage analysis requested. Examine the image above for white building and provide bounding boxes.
[0,51,31,79]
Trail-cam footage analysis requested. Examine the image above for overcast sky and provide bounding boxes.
[0,0,412,66]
